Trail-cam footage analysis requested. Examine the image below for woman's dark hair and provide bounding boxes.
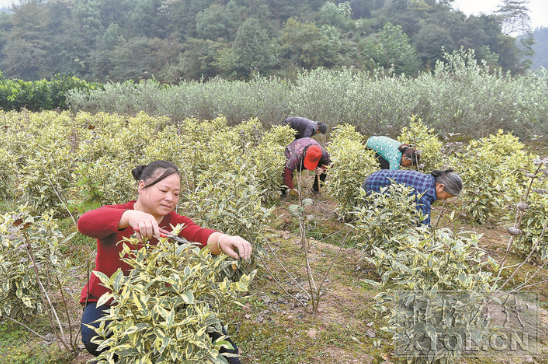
[317,121,328,134]
[431,169,462,196]
[132,160,180,188]
[398,144,421,166]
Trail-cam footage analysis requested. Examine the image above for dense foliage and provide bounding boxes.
[351,183,425,259]
[451,130,533,224]
[505,157,548,259]
[325,124,377,219]
[0,210,69,318]
[0,72,102,111]
[0,0,535,83]
[365,229,495,364]
[397,117,443,172]
[91,234,254,364]
[0,108,546,364]
[67,50,548,139]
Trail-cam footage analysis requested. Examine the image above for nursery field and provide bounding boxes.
[0,110,547,364]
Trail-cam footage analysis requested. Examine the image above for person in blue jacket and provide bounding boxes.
[282,117,328,139]
[366,136,420,170]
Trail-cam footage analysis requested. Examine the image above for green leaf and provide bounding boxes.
[181,290,195,304]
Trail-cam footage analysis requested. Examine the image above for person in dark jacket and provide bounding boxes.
[362,169,462,226]
[366,136,420,170]
[282,137,332,195]
[282,117,328,139]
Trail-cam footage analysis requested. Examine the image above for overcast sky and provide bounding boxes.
[452,0,548,30]
[0,0,546,30]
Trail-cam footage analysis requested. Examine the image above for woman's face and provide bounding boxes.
[137,172,181,218]
[401,157,413,168]
[435,183,455,200]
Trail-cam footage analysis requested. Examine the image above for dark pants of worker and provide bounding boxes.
[81,302,241,363]
[281,163,327,195]
[374,152,390,170]
[312,171,327,191]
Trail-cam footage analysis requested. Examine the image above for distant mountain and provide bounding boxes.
[531,27,548,70]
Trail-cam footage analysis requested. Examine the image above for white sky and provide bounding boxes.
[452,0,548,30]
[0,0,546,29]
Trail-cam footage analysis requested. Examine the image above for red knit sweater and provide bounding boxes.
[78,201,216,305]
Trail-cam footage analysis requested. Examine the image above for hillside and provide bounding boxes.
[0,0,533,82]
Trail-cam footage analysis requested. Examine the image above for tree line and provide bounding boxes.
[0,0,535,83]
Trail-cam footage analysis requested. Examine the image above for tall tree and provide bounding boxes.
[196,4,234,41]
[0,0,50,79]
[359,22,421,75]
[317,1,354,31]
[280,17,328,69]
[496,0,531,36]
[230,18,277,77]
[495,0,534,73]
[413,23,456,67]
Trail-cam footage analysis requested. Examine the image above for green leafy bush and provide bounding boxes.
[452,130,533,224]
[183,166,273,256]
[67,50,548,139]
[91,235,254,364]
[0,210,67,318]
[397,117,444,172]
[246,124,295,200]
[326,124,377,220]
[0,145,17,200]
[507,157,548,259]
[351,183,425,258]
[366,229,495,364]
[0,72,102,111]
[517,193,548,259]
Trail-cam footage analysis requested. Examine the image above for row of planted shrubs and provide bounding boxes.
[0,72,103,111]
[328,123,547,363]
[67,50,548,139]
[1,109,546,363]
[0,109,545,258]
[326,120,548,258]
[0,110,293,362]
[0,110,294,247]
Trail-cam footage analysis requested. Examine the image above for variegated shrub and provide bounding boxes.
[91,232,254,364]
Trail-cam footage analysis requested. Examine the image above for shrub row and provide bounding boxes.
[0,73,103,112]
[68,50,548,139]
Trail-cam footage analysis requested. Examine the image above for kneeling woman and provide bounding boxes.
[362,169,462,226]
[79,160,251,364]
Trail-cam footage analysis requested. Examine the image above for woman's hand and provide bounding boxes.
[120,210,160,240]
[211,233,252,260]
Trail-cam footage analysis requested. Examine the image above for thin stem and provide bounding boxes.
[315,229,352,309]
[45,173,76,227]
[259,231,311,299]
[497,166,541,277]
[432,200,447,230]
[255,236,310,308]
[509,278,548,293]
[54,275,77,353]
[24,235,70,352]
[2,317,52,341]
[297,170,318,312]
[239,224,311,305]
[498,207,548,291]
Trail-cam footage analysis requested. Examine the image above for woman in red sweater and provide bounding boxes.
[79,160,251,364]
